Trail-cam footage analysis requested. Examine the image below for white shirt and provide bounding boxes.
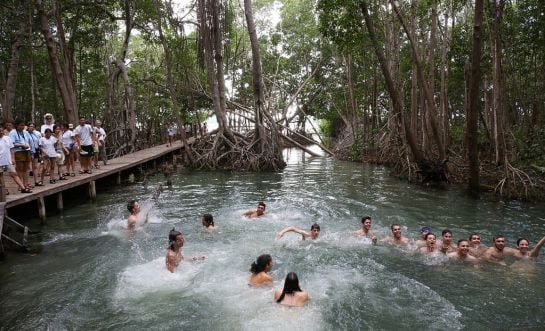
[62,130,74,147]
[39,136,58,157]
[0,135,13,166]
[95,127,106,141]
[41,123,55,134]
[74,124,94,146]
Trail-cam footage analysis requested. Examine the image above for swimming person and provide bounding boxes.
[353,216,378,244]
[468,233,488,258]
[513,235,545,259]
[381,224,410,246]
[415,226,431,247]
[127,200,148,230]
[243,201,266,218]
[249,254,273,286]
[438,229,457,254]
[165,228,205,273]
[202,213,215,232]
[274,272,308,307]
[447,240,479,263]
[276,223,321,240]
[419,233,439,255]
[482,235,518,265]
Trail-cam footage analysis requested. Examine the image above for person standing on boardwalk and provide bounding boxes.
[39,128,59,184]
[61,123,75,177]
[27,123,43,186]
[9,119,32,189]
[74,117,95,174]
[94,120,107,167]
[0,123,31,193]
[40,113,55,134]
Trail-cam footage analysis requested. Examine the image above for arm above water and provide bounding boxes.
[276,226,309,239]
[530,235,545,258]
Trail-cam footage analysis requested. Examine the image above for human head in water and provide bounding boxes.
[250,254,272,274]
[168,228,184,250]
[202,214,214,228]
[256,201,266,216]
[127,200,140,214]
[310,223,321,239]
[276,272,303,303]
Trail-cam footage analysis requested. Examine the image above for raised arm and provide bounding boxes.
[530,235,545,258]
[276,226,309,239]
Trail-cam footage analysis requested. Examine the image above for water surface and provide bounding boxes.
[1,150,545,330]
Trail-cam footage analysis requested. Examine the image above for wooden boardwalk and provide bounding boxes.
[2,138,193,212]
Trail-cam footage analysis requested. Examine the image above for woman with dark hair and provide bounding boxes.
[165,228,205,273]
[514,235,545,259]
[201,213,215,232]
[126,200,148,230]
[274,272,308,307]
[248,254,273,286]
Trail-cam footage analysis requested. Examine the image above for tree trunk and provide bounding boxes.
[439,10,449,149]
[390,0,446,161]
[490,0,506,165]
[155,0,194,161]
[36,0,78,124]
[1,21,26,121]
[466,0,485,193]
[359,0,423,163]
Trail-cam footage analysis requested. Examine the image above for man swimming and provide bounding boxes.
[381,224,410,246]
[482,235,518,265]
[165,228,205,273]
[468,233,488,258]
[438,229,457,254]
[415,226,431,247]
[447,239,479,263]
[276,223,321,240]
[127,200,148,230]
[419,232,439,255]
[353,216,378,244]
[243,201,266,218]
[513,235,545,259]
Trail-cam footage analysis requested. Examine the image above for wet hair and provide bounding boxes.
[517,238,529,246]
[469,232,480,240]
[168,228,183,250]
[250,254,272,274]
[425,232,436,240]
[391,224,400,231]
[457,239,469,246]
[202,214,214,227]
[258,201,266,208]
[361,216,371,223]
[127,200,137,213]
[310,223,320,231]
[276,272,302,303]
[442,229,452,236]
[493,234,505,242]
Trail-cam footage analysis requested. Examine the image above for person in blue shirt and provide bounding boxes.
[9,119,32,189]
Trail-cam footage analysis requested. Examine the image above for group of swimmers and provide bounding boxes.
[128,200,545,307]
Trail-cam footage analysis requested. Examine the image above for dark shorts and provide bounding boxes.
[14,151,30,162]
[81,145,94,156]
[32,151,40,158]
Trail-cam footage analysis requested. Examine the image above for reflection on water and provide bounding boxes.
[1,150,545,330]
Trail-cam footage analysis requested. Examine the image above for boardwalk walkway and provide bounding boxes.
[2,138,193,210]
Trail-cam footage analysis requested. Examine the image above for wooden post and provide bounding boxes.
[89,181,96,200]
[116,172,121,185]
[57,192,63,211]
[37,197,46,224]
[0,173,5,202]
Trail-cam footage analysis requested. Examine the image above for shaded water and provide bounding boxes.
[2,149,545,330]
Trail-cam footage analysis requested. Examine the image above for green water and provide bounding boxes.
[1,150,545,330]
